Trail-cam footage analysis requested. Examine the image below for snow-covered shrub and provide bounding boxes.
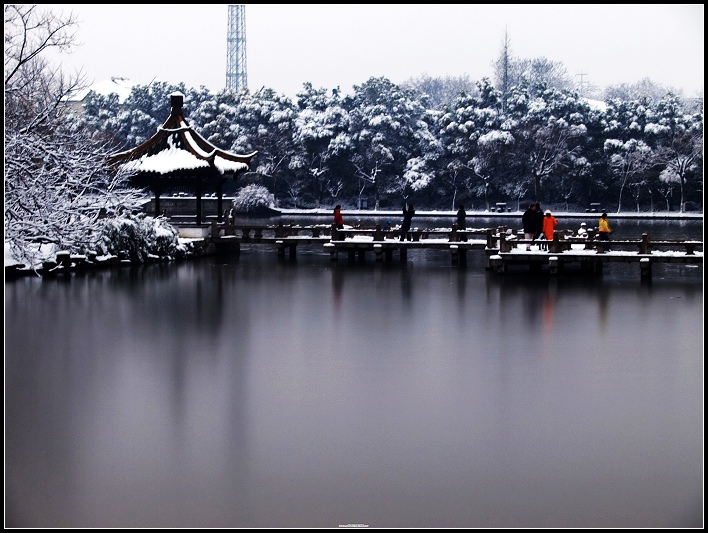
[231,185,275,213]
[142,216,180,257]
[97,213,179,262]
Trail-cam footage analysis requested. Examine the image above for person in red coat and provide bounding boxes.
[542,209,558,248]
[333,205,344,229]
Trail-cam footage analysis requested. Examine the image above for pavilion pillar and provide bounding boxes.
[153,186,161,217]
[217,182,224,223]
[196,188,202,224]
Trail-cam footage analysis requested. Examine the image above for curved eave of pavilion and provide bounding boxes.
[108,98,257,180]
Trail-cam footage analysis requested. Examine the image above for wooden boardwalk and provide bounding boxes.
[194,222,703,279]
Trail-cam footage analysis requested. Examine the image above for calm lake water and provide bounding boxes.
[5,218,703,528]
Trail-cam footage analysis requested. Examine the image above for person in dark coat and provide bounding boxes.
[522,203,537,250]
[400,203,415,241]
[533,202,544,239]
[456,204,467,242]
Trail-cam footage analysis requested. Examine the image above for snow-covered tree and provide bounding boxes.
[4,4,145,270]
[231,184,275,213]
[492,33,574,100]
[493,29,514,113]
[603,139,653,213]
[230,88,298,204]
[644,94,703,213]
[291,83,352,207]
[516,57,574,95]
[656,169,679,212]
[403,73,477,111]
[4,5,83,133]
[509,86,589,202]
[603,77,681,103]
[433,87,480,209]
[348,77,434,210]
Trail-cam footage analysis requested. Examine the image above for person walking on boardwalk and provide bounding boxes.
[598,212,612,241]
[522,203,537,250]
[456,204,467,242]
[533,202,544,240]
[333,205,344,230]
[542,209,558,249]
[400,203,415,241]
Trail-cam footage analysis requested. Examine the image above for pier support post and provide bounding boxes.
[450,245,458,266]
[450,245,466,266]
[499,232,513,253]
[210,221,220,239]
[490,254,504,274]
[324,243,337,261]
[399,247,408,263]
[276,241,297,258]
[640,258,652,279]
[549,256,559,275]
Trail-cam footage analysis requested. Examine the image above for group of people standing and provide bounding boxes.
[334,203,612,246]
[522,202,555,250]
[522,202,612,249]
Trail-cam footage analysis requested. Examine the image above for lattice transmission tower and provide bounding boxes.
[226,5,247,92]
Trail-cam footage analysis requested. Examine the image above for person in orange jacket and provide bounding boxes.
[542,209,558,241]
[598,212,612,241]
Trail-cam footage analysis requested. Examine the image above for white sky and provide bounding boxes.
[42,4,704,99]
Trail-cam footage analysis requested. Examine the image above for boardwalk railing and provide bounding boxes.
[207,222,702,256]
[176,221,703,278]
[497,229,703,255]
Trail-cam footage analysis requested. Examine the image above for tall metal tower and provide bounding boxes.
[226,5,247,92]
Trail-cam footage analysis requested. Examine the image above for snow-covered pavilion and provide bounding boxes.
[108,92,257,224]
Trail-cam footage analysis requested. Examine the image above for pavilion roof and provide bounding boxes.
[108,92,257,180]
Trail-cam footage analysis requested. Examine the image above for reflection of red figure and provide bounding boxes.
[333,271,344,314]
[543,293,555,336]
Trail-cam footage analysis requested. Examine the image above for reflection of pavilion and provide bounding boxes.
[109,92,256,224]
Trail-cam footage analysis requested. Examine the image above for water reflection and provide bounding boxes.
[5,221,703,528]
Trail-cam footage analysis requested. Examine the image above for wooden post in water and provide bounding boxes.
[399,246,408,262]
[324,243,337,261]
[639,233,652,254]
[451,223,458,242]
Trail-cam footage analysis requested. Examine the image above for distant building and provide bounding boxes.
[67,77,135,114]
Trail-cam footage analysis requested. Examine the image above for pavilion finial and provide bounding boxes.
[170,93,184,116]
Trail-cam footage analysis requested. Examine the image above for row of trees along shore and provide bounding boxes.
[4,6,703,268]
[77,76,703,214]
